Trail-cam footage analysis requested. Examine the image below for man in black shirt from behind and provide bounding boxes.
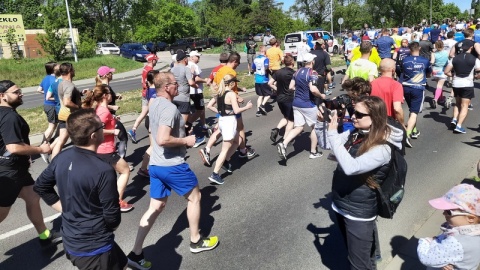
[34,108,128,270]
[311,39,332,101]
[268,54,296,143]
[0,80,59,249]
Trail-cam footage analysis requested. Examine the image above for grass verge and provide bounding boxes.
[0,55,144,88]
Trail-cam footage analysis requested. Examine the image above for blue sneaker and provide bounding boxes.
[221,160,232,173]
[454,125,466,134]
[127,130,137,143]
[208,172,224,185]
[450,119,457,130]
[193,136,206,148]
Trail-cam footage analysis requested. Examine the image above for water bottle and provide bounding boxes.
[389,189,404,204]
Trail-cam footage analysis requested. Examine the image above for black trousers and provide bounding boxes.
[335,212,379,270]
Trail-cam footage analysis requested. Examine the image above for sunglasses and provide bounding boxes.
[93,123,105,133]
[444,209,471,217]
[353,110,370,119]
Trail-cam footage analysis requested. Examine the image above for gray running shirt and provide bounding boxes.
[149,97,186,166]
[171,65,192,102]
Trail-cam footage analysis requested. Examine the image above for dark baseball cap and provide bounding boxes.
[0,80,16,93]
[176,50,189,61]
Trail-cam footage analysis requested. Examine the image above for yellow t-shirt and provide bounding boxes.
[391,34,402,48]
[350,47,381,67]
[266,47,283,71]
[214,66,238,93]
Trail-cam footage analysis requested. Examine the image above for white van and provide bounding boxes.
[284,30,340,59]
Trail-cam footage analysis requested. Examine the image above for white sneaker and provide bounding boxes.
[309,152,323,159]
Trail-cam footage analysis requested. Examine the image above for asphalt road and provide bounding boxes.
[1,73,480,270]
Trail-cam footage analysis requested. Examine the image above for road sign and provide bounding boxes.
[0,14,25,44]
[338,18,344,25]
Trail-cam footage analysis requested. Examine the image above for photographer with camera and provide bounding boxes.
[276,53,326,161]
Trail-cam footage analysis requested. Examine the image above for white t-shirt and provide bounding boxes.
[188,61,203,94]
[443,39,457,53]
[456,23,465,30]
[296,42,311,62]
[401,33,412,42]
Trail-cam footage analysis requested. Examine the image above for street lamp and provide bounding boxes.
[430,0,432,25]
[65,0,78,62]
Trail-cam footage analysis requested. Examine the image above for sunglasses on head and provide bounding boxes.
[353,110,370,119]
[444,209,471,217]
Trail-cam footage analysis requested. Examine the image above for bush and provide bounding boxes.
[77,35,96,59]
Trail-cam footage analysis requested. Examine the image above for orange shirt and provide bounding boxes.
[266,47,283,71]
[214,66,238,93]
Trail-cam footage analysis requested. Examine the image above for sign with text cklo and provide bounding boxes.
[0,14,26,44]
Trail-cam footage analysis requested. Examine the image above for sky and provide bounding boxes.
[280,0,470,13]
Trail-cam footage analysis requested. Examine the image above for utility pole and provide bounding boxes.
[65,0,78,62]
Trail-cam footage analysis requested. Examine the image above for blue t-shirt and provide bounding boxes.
[399,55,432,89]
[423,27,431,35]
[252,55,269,84]
[376,36,396,59]
[47,78,63,114]
[430,29,441,43]
[292,67,318,108]
[146,87,156,101]
[454,32,465,43]
[40,75,57,106]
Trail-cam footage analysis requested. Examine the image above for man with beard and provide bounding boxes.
[0,80,60,248]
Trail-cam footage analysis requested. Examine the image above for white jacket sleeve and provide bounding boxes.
[417,236,464,268]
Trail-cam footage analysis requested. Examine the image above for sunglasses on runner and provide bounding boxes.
[353,110,370,119]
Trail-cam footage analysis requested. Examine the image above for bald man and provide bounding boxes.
[370,59,405,125]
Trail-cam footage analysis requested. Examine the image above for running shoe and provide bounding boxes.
[190,236,219,253]
[39,230,62,249]
[127,130,137,144]
[309,152,323,159]
[40,153,50,164]
[450,119,457,130]
[259,105,267,115]
[120,200,134,212]
[127,251,152,270]
[128,163,134,172]
[256,110,262,117]
[270,128,279,143]
[431,99,437,109]
[277,142,287,160]
[411,130,420,139]
[238,147,256,158]
[199,148,211,166]
[221,160,232,173]
[446,96,453,109]
[208,172,224,185]
[328,83,335,89]
[405,137,413,148]
[454,126,466,134]
[137,168,150,178]
[207,128,213,137]
[325,89,333,96]
[438,96,446,105]
[469,104,473,110]
[193,136,206,148]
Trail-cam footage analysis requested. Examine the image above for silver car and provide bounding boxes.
[253,33,264,42]
[96,42,120,55]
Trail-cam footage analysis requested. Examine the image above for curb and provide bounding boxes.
[384,166,480,270]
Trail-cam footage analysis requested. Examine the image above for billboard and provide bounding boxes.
[0,15,26,44]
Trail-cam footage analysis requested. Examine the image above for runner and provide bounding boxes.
[252,45,271,117]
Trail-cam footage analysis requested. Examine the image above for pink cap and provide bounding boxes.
[145,54,158,62]
[362,35,370,41]
[97,66,115,77]
[429,184,480,215]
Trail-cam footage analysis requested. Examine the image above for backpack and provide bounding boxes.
[376,118,408,219]
[475,30,480,43]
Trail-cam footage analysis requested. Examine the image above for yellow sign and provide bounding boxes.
[0,14,26,44]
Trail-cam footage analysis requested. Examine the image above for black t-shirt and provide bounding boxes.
[419,40,433,60]
[273,67,295,103]
[452,53,478,78]
[311,49,331,76]
[454,39,478,58]
[0,106,31,167]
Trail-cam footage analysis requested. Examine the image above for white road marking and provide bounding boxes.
[0,213,61,240]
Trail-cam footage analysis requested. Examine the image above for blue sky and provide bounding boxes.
[280,0,470,13]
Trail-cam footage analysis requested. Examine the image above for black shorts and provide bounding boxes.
[66,242,127,270]
[277,101,294,121]
[255,83,273,97]
[43,105,58,124]
[0,167,35,207]
[97,152,121,166]
[453,87,475,100]
[190,94,205,110]
[173,100,190,114]
[58,120,67,129]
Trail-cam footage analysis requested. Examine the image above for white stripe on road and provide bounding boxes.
[0,213,61,240]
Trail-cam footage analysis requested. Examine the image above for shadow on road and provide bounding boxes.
[143,185,220,270]
[307,193,349,269]
[389,235,425,269]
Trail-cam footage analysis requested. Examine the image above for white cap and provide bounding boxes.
[189,50,202,57]
[171,54,177,62]
[303,53,317,63]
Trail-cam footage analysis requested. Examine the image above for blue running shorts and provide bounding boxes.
[149,163,198,198]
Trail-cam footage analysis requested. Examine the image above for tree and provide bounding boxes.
[6,28,22,60]
[36,0,68,61]
[290,0,331,26]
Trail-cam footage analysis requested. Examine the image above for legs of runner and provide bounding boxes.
[51,128,69,159]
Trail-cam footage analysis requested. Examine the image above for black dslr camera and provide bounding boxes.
[322,94,353,122]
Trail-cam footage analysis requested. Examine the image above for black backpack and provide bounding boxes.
[376,118,408,219]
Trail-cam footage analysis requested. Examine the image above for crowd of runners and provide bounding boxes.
[1,16,480,270]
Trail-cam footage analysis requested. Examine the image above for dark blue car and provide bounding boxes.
[119,43,150,61]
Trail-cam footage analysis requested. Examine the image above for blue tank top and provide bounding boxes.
[433,51,448,69]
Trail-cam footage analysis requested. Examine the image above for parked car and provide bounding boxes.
[206,37,224,49]
[144,41,168,53]
[119,43,151,61]
[167,37,207,55]
[283,30,341,59]
[253,33,264,42]
[96,42,120,55]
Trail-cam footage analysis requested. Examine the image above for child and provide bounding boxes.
[417,184,480,270]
